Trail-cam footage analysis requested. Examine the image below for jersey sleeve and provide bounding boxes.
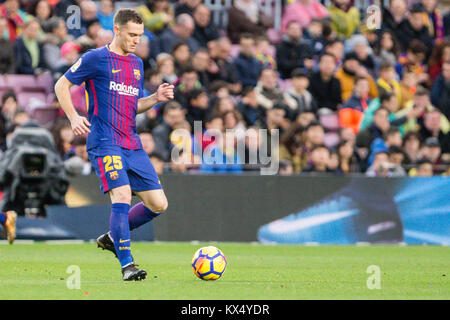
[139,58,145,99]
[64,50,98,85]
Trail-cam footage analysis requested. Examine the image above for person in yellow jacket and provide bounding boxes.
[136,0,174,34]
[328,0,360,39]
[335,52,379,102]
[376,62,402,106]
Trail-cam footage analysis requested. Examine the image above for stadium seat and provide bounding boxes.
[36,73,55,95]
[5,74,37,91]
[30,106,60,129]
[319,112,340,132]
[0,75,6,87]
[17,91,47,111]
[324,132,340,148]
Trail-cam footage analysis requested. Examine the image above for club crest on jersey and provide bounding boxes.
[70,58,82,72]
[133,69,141,80]
[109,171,119,180]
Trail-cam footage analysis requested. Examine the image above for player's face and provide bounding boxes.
[116,21,144,54]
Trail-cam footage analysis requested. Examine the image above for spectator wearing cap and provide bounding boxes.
[15,19,47,75]
[335,52,378,102]
[41,17,73,72]
[53,41,81,80]
[158,13,200,54]
[327,0,360,39]
[397,4,433,55]
[281,0,329,32]
[430,61,450,120]
[276,20,314,79]
[420,136,443,173]
[339,76,371,134]
[227,0,273,44]
[233,33,263,88]
[308,53,342,111]
[287,69,318,116]
[347,34,377,77]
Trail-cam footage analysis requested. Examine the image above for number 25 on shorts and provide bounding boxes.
[103,155,123,172]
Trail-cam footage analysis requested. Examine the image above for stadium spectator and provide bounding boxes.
[172,42,191,73]
[135,34,155,71]
[51,118,75,160]
[428,40,450,82]
[186,88,209,127]
[152,101,186,161]
[418,0,445,41]
[281,0,329,31]
[254,35,276,70]
[52,41,81,81]
[0,0,28,42]
[402,131,422,165]
[376,62,402,106]
[399,70,418,108]
[339,76,371,134]
[419,108,450,154]
[0,16,15,74]
[175,0,201,17]
[158,13,199,54]
[430,61,450,119]
[237,86,264,128]
[156,52,177,84]
[335,52,378,103]
[327,0,360,40]
[255,68,297,118]
[397,4,433,55]
[324,39,344,67]
[303,144,333,173]
[303,121,325,161]
[276,20,314,79]
[149,152,165,175]
[356,107,391,153]
[200,130,243,173]
[263,104,287,137]
[374,30,401,67]
[412,158,434,176]
[41,17,72,72]
[296,110,317,129]
[279,122,306,173]
[227,0,273,44]
[137,0,174,34]
[234,33,263,88]
[396,40,429,83]
[97,0,115,32]
[174,66,202,108]
[1,91,18,124]
[192,4,219,48]
[382,0,408,40]
[287,69,318,116]
[308,53,342,111]
[30,0,53,32]
[209,37,241,94]
[278,160,294,175]
[66,0,98,39]
[15,19,46,75]
[139,130,156,156]
[76,18,101,52]
[420,136,443,173]
[336,139,359,174]
[64,136,92,176]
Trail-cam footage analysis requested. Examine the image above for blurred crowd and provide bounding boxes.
[0,0,449,177]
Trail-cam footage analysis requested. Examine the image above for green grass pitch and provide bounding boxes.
[0,242,448,300]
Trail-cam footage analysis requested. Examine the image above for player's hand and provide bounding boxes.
[156,83,174,102]
[70,115,91,136]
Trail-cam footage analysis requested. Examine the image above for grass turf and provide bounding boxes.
[0,242,448,300]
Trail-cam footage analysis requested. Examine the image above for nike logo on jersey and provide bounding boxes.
[112,69,121,74]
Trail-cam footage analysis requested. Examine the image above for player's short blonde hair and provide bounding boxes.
[113,8,143,27]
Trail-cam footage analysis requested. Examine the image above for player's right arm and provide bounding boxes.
[54,75,91,135]
[55,50,98,136]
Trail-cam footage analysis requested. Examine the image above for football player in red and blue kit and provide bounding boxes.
[55,8,174,281]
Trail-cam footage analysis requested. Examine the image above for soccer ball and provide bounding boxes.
[191,246,227,280]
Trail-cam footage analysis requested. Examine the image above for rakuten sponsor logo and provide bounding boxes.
[109,81,139,96]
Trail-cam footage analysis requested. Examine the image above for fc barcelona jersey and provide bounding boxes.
[64,45,144,150]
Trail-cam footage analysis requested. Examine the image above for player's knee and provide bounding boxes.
[110,187,132,204]
[147,198,168,213]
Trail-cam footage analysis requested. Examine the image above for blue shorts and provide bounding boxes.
[88,145,162,194]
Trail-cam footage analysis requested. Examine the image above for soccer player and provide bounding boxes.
[0,210,17,244]
[54,9,174,281]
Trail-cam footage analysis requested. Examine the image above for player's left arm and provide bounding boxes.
[137,83,174,114]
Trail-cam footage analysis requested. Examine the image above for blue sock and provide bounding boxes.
[0,211,6,225]
[110,203,132,268]
[128,202,161,231]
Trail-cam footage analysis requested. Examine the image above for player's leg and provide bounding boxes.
[128,189,168,231]
[0,210,17,244]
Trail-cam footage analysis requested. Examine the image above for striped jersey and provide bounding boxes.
[65,45,144,150]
